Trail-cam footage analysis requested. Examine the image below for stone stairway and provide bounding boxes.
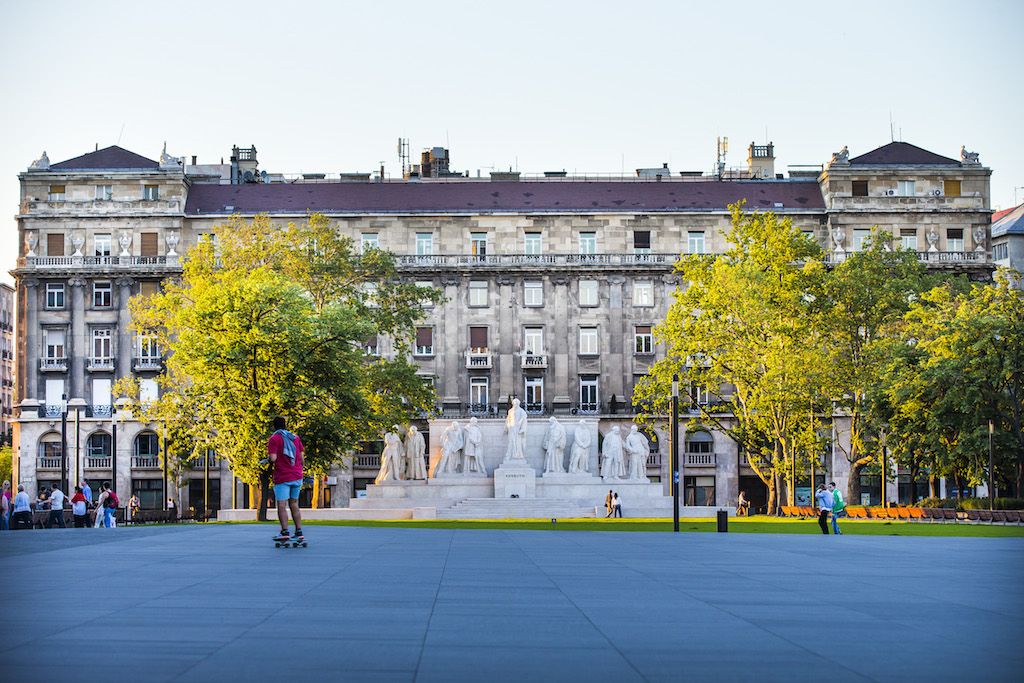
[435,497,598,519]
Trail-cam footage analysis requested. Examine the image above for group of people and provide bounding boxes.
[0,478,122,529]
[815,482,846,535]
[604,490,622,518]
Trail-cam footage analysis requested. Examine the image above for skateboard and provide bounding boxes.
[273,536,307,548]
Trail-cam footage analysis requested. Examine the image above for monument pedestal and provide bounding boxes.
[494,462,536,499]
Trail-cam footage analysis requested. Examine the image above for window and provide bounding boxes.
[46,283,65,309]
[140,233,158,256]
[363,283,378,307]
[470,377,489,406]
[851,180,869,197]
[135,433,160,458]
[897,180,915,197]
[47,233,64,256]
[633,231,651,255]
[416,280,435,307]
[944,180,961,197]
[580,378,599,411]
[140,282,159,299]
[524,280,543,306]
[138,334,160,359]
[361,233,379,253]
[470,232,487,256]
[93,281,112,308]
[470,327,488,354]
[415,233,433,256]
[994,243,1009,261]
[39,433,63,459]
[579,327,598,355]
[688,231,705,255]
[139,379,159,403]
[633,281,653,307]
[143,185,159,200]
[947,229,964,252]
[94,234,112,257]
[364,334,379,356]
[853,229,870,252]
[95,185,112,200]
[92,378,111,413]
[525,377,543,409]
[634,326,653,354]
[578,232,597,254]
[48,185,65,201]
[86,432,112,459]
[44,329,65,360]
[469,280,488,307]
[524,327,544,356]
[579,280,598,307]
[45,379,64,411]
[415,327,433,356]
[91,329,112,362]
[684,475,716,506]
[524,232,543,256]
[900,229,918,252]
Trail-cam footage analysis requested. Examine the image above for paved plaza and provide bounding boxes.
[0,524,1021,682]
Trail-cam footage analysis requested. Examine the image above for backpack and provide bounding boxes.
[106,492,119,509]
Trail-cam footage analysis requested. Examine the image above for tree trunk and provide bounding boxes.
[256,468,271,522]
[768,470,779,516]
[930,476,940,499]
[847,460,866,506]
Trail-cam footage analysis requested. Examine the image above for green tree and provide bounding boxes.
[635,203,828,514]
[121,214,441,518]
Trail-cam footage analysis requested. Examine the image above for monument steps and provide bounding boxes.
[436,497,597,519]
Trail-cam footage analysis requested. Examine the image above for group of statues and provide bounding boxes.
[375,397,651,483]
[374,425,429,484]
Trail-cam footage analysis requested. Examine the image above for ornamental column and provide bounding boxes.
[68,277,86,400]
[116,277,134,379]
[22,277,40,399]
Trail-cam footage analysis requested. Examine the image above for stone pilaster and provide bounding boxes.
[606,275,626,403]
[116,277,134,379]
[68,278,86,400]
[496,275,516,402]
[439,275,460,405]
[551,275,570,406]
[23,278,39,399]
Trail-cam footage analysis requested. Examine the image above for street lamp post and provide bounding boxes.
[671,373,680,532]
[989,420,995,511]
[60,394,68,494]
[162,423,169,512]
[111,406,117,502]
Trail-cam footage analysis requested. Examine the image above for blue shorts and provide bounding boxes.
[273,480,302,500]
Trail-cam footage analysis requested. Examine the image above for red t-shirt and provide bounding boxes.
[268,432,304,484]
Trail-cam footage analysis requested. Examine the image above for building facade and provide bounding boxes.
[12,141,993,513]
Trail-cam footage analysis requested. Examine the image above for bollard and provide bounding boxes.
[717,509,728,533]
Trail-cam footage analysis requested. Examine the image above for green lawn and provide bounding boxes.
[258,517,1024,537]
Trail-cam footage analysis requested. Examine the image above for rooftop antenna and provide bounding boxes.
[889,112,894,143]
[117,123,125,146]
[716,136,728,180]
[397,137,409,178]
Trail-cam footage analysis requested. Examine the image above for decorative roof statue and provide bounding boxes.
[960,145,980,166]
[830,146,850,165]
[29,151,50,171]
[159,142,182,170]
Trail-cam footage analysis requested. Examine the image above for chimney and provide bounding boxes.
[192,156,197,165]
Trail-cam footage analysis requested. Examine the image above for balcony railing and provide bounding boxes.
[397,253,679,269]
[41,404,62,418]
[88,405,112,418]
[190,456,221,469]
[356,454,381,468]
[465,351,492,369]
[132,456,161,469]
[134,357,163,371]
[23,199,183,213]
[685,452,717,467]
[85,456,111,469]
[19,255,175,270]
[40,357,67,372]
[826,250,989,265]
[521,354,548,369]
[646,453,662,467]
[87,357,115,372]
[37,456,61,469]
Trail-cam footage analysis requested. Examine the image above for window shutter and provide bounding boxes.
[633,231,651,249]
[47,233,64,256]
[636,326,651,335]
[140,233,158,256]
[470,327,487,349]
[416,327,432,346]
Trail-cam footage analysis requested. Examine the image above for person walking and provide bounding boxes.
[129,494,140,523]
[612,493,622,518]
[81,479,93,506]
[1,480,10,530]
[605,490,613,518]
[12,485,32,529]
[738,490,750,517]
[829,482,845,535]
[45,484,67,528]
[815,484,833,535]
[268,416,305,544]
[70,487,89,528]
[94,482,115,528]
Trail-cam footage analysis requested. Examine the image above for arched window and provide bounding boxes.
[38,432,62,459]
[135,433,159,458]
[87,432,111,457]
[686,431,713,454]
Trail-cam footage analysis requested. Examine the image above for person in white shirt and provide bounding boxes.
[46,484,67,528]
[12,485,32,529]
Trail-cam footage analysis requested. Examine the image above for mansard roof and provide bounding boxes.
[185,180,825,216]
[848,142,960,166]
[992,203,1024,237]
[50,146,159,171]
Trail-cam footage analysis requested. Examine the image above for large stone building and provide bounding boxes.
[11,140,993,514]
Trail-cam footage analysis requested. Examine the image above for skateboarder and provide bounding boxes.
[268,416,305,544]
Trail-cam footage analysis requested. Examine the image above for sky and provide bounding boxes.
[1,0,1022,285]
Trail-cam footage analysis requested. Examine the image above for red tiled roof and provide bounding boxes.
[185,180,825,215]
[50,146,159,171]
[848,142,959,166]
[992,205,1019,222]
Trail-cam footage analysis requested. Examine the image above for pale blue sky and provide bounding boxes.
[2,0,1022,284]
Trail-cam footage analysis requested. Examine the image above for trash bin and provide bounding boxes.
[717,509,728,533]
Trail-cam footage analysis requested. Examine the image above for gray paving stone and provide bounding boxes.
[0,524,1021,682]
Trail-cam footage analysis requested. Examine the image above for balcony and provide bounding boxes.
[465,351,492,369]
[646,453,662,467]
[37,456,61,470]
[22,198,183,215]
[40,357,67,372]
[18,255,177,272]
[397,253,679,270]
[132,456,161,469]
[190,456,221,469]
[85,456,111,469]
[88,404,112,418]
[521,354,547,370]
[355,454,381,469]
[134,357,163,372]
[826,251,989,266]
[685,453,717,467]
[87,357,115,372]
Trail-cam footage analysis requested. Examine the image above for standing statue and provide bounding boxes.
[624,425,650,482]
[405,425,427,480]
[462,417,486,476]
[374,428,404,484]
[435,421,464,475]
[542,418,567,474]
[600,426,626,481]
[503,398,528,462]
[567,421,592,474]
